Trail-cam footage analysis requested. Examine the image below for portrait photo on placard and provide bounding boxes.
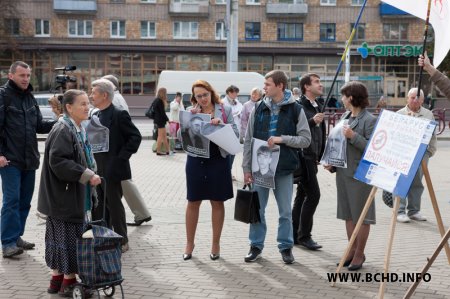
[320,119,347,168]
[251,138,280,189]
[179,110,210,158]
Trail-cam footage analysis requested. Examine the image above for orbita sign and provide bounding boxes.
[357,42,423,58]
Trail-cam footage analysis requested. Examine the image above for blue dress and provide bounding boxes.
[186,142,233,201]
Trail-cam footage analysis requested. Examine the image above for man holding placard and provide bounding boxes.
[396,88,437,223]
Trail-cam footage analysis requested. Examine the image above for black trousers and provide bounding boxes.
[292,158,321,242]
[92,156,128,245]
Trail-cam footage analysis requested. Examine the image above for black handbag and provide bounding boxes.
[234,184,261,224]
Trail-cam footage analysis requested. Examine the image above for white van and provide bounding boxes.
[156,70,265,108]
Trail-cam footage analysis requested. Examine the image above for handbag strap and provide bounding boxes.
[243,184,253,190]
[220,104,227,123]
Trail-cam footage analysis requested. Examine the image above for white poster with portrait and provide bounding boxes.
[179,111,210,158]
[251,138,280,189]
[320,119,347,168]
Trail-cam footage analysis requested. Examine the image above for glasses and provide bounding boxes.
[194,92,210,100]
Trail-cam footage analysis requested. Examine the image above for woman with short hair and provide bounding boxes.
[324,81,377,271]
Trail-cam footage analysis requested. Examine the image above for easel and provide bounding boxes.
[331,161,450,299]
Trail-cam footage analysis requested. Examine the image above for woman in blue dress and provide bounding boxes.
[183,80,238,261]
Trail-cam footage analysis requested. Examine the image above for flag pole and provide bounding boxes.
[321,0,368,112]
[417,0,432,99]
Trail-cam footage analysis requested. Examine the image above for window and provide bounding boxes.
[215,0,226,4]
[351,0,364,5]
[215,22,227,40]
[5,19,19,36]
[110,20,126,38]
[245,22,260,41]
[68,20,93,37]
[350,23,365,40]
[35,19,50,36]
[140,0,156,2]
[277,23,303,41]
[246,0,260,4]
[110,0,125,3]
[383,23,408,41]
[320,23,336,41]
[141,21,156,39]
[320,0,336,5]
[173,22,198,39]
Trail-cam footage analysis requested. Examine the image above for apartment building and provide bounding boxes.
[0,0,428,104]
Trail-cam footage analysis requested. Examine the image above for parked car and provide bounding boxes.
[33,93,57,121]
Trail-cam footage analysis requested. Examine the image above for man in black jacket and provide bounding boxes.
[292,73,326,251]
[0,61,55,258]
[89,79,142,253]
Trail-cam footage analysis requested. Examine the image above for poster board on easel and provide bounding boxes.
[332,110,445,299]
[354,109,435,196]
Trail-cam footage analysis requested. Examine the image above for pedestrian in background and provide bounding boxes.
[183,80,238,261]
[242,70,311,264]
[0,61,55,258]
[396,88,436,223]
[102,75,152,226]
[153,87,171,155]
[292,87,300,101]
[89,79,142,253]
[324,81,376,271]
[170,91,185,122]
[222,85,242,178]
[37,89,101,296]
[48,95,64,119]
[240,87,262,143]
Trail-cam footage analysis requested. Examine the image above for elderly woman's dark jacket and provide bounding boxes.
[37,120,95,223]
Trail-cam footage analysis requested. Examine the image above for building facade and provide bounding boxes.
[0,0,429,106]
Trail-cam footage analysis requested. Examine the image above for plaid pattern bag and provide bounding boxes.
[77,225,123,286]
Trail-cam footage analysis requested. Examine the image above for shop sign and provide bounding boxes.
[357,42,423,58]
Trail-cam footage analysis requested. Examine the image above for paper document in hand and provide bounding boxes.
[201,123,241,155]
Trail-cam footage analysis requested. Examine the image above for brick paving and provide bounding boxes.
[1,124,450,298]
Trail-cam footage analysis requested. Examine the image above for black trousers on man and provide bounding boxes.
[292,157,321,243]
[92,155,128,245]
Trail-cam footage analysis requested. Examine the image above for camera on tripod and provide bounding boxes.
[53,65,77,92]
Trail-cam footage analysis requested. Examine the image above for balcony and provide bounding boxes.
[169,0,209,17]
[266,0,308,17]
[53,0,97,14]
[379,3,411,17]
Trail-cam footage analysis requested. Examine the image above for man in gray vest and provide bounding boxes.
[242,70,311,264]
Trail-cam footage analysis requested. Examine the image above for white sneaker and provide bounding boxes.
[409,212,427,221]
[397,214,410,223]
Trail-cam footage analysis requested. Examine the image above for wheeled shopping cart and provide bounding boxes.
[72,180,125,299]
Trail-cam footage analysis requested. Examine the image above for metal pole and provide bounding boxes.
[226,0,238,72]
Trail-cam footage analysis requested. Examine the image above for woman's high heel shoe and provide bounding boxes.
[336,258,352,267]
[210,253,220,260]
[183,244,195,260]
[183,253,192,260]
[348,255,366,271]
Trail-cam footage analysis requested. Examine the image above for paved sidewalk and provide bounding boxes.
[1,139,449,299]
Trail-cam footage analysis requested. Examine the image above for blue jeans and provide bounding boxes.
[0,166,36,248]
[249,173,294,251]
[398,155,429,216]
